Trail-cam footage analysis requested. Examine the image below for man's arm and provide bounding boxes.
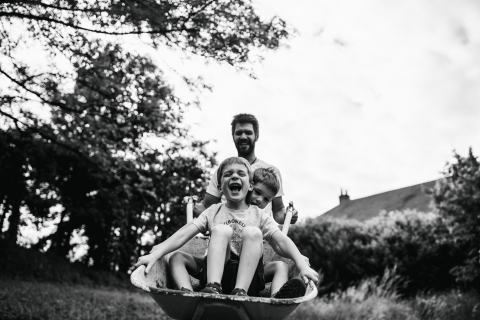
[193,193,221,217]
[269,231,319,283]
[135,223,200,274]
[271,197,298,225]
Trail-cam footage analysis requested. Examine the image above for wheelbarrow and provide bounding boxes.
[130,199,318,320]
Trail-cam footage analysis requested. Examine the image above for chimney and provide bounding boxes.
[339,189,350,205]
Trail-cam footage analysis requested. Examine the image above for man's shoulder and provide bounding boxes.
[254,158,281,173]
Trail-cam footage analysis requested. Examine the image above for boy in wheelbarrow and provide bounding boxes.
[135,157,318,297]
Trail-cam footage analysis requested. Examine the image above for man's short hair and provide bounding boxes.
[217,157,254,186]
[231,114,259,138]
[253,167,280,195]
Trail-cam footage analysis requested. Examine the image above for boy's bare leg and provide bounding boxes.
[235,226,263,291]
[207,224,232,284]
[264,261,289,296]
[169,251,198,291]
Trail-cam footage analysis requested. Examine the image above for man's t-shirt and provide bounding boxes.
[205,159,284,213]
[192,203,279,256]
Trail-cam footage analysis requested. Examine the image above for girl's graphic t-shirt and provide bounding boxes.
[192,203,279,256]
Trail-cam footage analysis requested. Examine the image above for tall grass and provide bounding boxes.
[289,274,480,320]
[0,279,168,320]
[411,291,480,320]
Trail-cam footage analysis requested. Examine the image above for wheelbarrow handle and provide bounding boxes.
[184,196,198,224]
[282,201,294,235]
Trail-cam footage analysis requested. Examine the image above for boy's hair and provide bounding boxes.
[231,113,259,139]
[253,167,280,195]
[217,157,253,186]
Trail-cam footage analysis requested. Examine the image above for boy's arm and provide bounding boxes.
[271,197,298,224]
[269,231,319,283]
[193,193,221,217]
[135,224,200,274]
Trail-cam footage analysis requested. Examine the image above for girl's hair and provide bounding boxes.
[217,157,253,186]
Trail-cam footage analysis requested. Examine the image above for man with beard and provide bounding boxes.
[193,113,298,224]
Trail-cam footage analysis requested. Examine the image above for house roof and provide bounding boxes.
[318,180,439,221]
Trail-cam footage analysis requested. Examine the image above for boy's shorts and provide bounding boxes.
[190,252,265,296]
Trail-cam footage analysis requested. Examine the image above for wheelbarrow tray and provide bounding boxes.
[131,237,317,320]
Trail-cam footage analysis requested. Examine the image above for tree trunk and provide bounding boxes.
[0,200,6,235]
[6,201,20,245]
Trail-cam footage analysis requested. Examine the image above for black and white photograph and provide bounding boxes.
[1,0,479,319]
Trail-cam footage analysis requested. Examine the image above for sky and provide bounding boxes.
[6,0,480,249]
[149,0,480,219]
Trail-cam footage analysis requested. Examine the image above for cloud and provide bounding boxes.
[161,0,480,217]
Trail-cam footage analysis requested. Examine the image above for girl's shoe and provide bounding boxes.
[272,278,306,299]
[230,288,248,296]
[200,282,222,294]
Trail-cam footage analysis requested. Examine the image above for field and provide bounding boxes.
[1,243,478,320]
[1,278,479,320]
[0,278,167,320]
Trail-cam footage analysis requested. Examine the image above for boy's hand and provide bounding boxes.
[290,208,299,224]
[134,253,159,274]
[298,265,319,284]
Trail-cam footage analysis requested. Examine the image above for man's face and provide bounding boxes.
[218,163,252,203]
[247,183,276,209]
[233,123,257,157]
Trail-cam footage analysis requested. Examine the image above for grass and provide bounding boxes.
[2,278,478,320]
[289,277,480,320]
[0,278,168,320]
[1,244,478,320]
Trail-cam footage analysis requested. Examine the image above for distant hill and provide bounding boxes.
[318,180,439,221]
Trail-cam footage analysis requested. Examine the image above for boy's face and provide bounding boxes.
[218,163,253,203]
[247,182,276,209]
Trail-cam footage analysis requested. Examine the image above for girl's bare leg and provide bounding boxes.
[169,251,198,291]
[264,261,289,296]
[235,226,263,291]
[206,224,232,284]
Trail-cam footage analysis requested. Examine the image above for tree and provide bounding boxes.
[432,148,480,284]
[0,0,292,271]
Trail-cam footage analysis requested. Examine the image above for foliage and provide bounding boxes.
[432,148,480,284]
[290,210,462,295]
[290,217,382,294]
[0,240,131,289]
[365,211,460,294]
[0,1,292,271]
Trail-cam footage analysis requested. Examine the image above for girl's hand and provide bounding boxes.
[149,244,160,253]
[298,266,319,284]
[134,253,159,274]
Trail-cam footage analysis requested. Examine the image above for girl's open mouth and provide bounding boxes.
[229,182,242,193]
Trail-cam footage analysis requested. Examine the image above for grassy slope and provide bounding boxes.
[289,290,480,320]
[1,244,479,320]
[0,243,169,319]
[0,278,168,320]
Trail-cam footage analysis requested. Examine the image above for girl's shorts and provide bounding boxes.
[190,252,265,296]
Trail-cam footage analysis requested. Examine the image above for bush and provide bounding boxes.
[0,241,131,289]
[432,148,480,284]
[290,210,462,295]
